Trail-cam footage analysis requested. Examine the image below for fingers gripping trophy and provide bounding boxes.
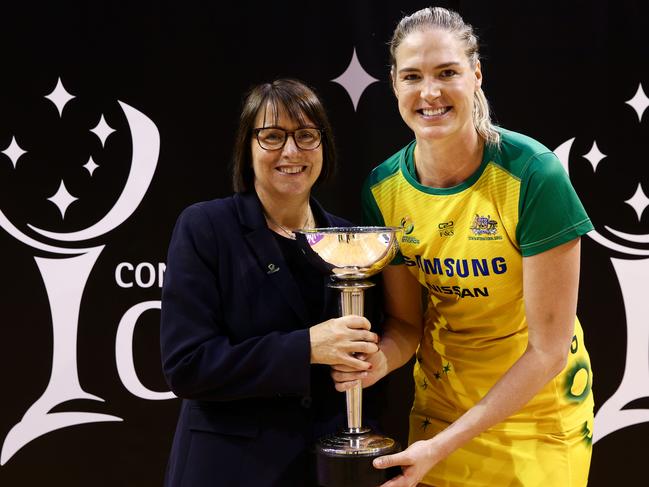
[296,226,402,487]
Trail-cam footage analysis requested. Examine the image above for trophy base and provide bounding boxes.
[316,429,401,487]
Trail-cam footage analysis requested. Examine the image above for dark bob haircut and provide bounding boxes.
[232,78,337,193]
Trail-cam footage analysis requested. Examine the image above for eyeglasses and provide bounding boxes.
[253,127,323,151]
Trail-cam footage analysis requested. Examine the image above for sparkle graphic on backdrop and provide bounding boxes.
[0,77,162,464]
[1,136,27,168]
[45,77,75,117]
[331,48,379,111]
[47,180,78,218]
[625,83,649,122]
[555,81,649,443]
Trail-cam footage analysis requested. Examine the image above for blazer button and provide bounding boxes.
[300,396,312,408]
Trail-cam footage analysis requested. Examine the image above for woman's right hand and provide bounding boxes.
[331,348,389,391]
[309,315,378,369]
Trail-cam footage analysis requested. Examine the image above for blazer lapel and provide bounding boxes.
[235,192,309,323]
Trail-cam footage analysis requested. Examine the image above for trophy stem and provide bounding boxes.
[296,228,403,486]
[331,281,374,434]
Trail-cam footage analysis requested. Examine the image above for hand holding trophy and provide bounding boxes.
[296,226,402,487]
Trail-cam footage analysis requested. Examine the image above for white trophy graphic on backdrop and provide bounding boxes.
[555,81,649,442]
[0,77,160,464]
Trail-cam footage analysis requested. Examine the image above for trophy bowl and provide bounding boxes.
[296,226,403,487]
[296,226,402,280]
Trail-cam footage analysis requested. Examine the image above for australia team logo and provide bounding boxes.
[469,214,502,241]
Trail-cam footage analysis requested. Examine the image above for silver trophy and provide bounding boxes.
[296,226,402,487]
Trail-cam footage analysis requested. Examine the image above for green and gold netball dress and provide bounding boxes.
[362,128,594,487]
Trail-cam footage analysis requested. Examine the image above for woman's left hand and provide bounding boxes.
[373,440,438,487]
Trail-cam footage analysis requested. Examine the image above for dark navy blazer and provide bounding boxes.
[161,191,364,487]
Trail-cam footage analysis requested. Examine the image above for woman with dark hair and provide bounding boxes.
[333,7,594,487]
[160,79,378,486]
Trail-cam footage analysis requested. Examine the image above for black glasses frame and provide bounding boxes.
[253,127,324,151]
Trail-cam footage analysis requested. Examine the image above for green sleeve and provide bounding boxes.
[517,152,594,256]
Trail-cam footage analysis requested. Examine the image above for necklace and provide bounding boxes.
[264,206,313,240]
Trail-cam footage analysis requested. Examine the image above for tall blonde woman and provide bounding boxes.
[333,7,594,487]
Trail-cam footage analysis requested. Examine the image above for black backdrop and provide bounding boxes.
[1,1,648,485]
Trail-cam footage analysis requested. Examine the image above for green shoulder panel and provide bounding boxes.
[515,148,593,256]
[488,127,555,180]
[360,146,404,226]
[487,128,593,256]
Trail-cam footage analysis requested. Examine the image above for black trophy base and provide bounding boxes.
[316,430,401,487]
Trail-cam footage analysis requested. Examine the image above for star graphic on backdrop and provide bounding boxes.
[332,48,379,111]
[83,156,100,176]
[624,183,649,221]
[45,77,75,117]
[433,371,442,380]
[625,82,649,121]
[2,136,27,168]
[420,417,432,431]
[443,363,452,374]
[47,180,78,219]
[91,115,115,147]
[582,141,606,172]
[420,377,428,390]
